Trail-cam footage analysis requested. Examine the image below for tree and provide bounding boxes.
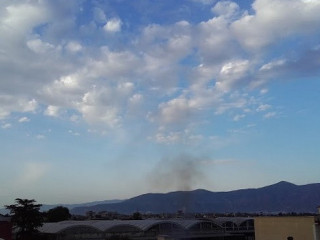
[132,212,142,220]
[5,198,43,240]
[45,206,71,222]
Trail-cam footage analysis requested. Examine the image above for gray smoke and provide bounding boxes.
[149,154,207,192]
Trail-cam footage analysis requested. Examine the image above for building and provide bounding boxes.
[0,215,12,240]
[39,218,255,240]
[38,215,320,240]
[254,216,320,240]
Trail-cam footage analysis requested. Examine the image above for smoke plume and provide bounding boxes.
[149,154,207,192]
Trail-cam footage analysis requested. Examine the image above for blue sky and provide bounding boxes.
[1,0,320,206]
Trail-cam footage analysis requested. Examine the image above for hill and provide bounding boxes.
[0,199,123,215]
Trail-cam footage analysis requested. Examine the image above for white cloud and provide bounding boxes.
[59,75,80,89]
[65,41,82,53]
[18,117,30,123]
[1,123,11,129]
[152,129,204,145]
[136,23,192,92]
[264,111,277,119]
[44,105,60,117]
[68,130,80,136]
[78,88,123,127]
[86,47,139,79]
[40,74,84,107]
[129,94,143,105]
[26,39,55,54]
[217,59,250,91]
[2,2,49,36]
[260,59,286,71]
[256,104,271,112]
[233,114,245,121]
[154,132,182,144]
[215,96,248,115]
[36,134,45,139]
[103,18,122,33]
[197,16,236,64]
[93,7,107,23]
[231,0,320,50]
[212,1,240,19]
[158,98,195,124]
[260,88,269,95]
[0,95,37,119]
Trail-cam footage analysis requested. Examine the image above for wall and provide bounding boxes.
[0,221,12,240]
[254,216,316,240]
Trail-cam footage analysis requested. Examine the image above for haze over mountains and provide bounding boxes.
[0,200,123,215]
[2,182,319,215]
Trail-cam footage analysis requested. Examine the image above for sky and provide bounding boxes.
[1,0,320,207]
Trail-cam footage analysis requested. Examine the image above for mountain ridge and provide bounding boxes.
[70,181,320,215]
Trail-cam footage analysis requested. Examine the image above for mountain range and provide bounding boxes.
[70,181,320,215]
[2,181,319,215]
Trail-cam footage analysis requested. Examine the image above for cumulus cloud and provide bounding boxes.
[0,0,319,143]
[65,41,82,53]
[103,18,122,32]
[78,87,125,127]
[158,98,195,124]
[2,2,49,36]
[129,94,143,105]
[44,105,60,117]
[0,95,37,119]
[27,39,55,54]
[212,1,240,19]
[217,59,251,92]
[231,0,320,50]
[197,16,236,64]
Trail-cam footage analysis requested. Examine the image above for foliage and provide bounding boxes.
[45,206,71,222]
[5,198,43,240]
[132,212,142,220]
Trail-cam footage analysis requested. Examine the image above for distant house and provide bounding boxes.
[0,215,11,240]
